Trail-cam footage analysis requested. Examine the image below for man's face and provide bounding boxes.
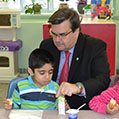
[50,20,79,51]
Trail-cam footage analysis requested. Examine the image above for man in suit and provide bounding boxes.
[40,8,110,109]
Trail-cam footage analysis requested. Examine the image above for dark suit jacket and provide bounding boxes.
[40,33,110,109]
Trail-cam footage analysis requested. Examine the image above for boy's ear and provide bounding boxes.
[27,67,33,75]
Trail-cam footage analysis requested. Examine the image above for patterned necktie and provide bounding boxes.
[59,51,70,85]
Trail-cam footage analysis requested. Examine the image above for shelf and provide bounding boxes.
[0,9,21,28]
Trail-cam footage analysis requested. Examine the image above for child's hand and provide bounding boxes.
[3,99,12,110]
[106,98,119,115]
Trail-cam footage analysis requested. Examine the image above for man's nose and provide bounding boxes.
[55,35,61,41]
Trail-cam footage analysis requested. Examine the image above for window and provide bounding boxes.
[6,0,112,14]
[20,0,79,13]
[53,0,78,11]
[20,0,54,13]
[6,0,79,13]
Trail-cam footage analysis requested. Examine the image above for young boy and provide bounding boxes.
[4,48,59,110]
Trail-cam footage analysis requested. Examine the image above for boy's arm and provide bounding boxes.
[11,87,21,109]
[4,88,21,109]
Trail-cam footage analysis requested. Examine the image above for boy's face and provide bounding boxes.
[31,63,54,87]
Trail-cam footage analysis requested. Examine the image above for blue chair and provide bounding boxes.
[7,77,24,98]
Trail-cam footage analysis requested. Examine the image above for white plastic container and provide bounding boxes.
[58,96,65,115]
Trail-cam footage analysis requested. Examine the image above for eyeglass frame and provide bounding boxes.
[51,30,72,39]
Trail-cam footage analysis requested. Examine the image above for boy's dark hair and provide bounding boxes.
[29,48,55,71]
[48,8,81,32]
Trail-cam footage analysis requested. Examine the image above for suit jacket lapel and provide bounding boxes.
[52,49,60,82]
[68,33,86,82]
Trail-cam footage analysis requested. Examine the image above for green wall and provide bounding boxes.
[16,15,49,72]
[113,0,119,73]
[113,0,119,18]
[115,22,119,73]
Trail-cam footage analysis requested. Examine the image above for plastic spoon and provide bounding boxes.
[77,103,86,111]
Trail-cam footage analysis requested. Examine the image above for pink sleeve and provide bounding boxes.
[89,81,119,114]
[89,96,107,114]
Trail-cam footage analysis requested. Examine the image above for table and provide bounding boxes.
[0,109,119,119]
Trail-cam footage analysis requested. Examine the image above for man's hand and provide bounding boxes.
[56,82,82,97]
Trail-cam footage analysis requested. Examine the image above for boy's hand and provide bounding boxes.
[3,99,12,110]
[106,99,119,114]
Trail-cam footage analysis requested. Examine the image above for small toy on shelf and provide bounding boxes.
[77,0,87,14]
[59,0,69,9]
[91,0,112,20]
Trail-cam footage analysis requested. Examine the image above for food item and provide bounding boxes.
[6,99,12,105]
[109,98,117,109]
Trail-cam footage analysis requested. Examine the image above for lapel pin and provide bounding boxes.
[76,57,79,61]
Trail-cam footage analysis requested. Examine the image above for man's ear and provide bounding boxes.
[49,28,52,35]
[79,15,83,23]
[27,67,34,76]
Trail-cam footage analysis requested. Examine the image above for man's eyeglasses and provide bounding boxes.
[51,30,72,39]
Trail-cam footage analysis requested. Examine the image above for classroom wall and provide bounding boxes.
[115,22,119,73]
[113,0,119,17]
[16,16,48,73]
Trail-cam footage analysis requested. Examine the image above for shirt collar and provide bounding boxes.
[61,46,75,54]
[28,75,35,84]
